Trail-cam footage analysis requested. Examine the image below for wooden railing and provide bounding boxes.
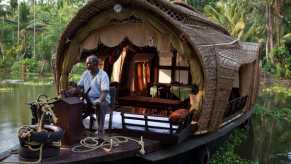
[225,96,248,117]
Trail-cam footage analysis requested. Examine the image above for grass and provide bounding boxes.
[0,72,54,86]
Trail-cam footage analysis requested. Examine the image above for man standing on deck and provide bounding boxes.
[78,55,111,139]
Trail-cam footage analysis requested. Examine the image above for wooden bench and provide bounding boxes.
[118,96,184,111]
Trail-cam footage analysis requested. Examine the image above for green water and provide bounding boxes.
[241,85,291,164]
[0,74,290,164]
[0,74,55,153]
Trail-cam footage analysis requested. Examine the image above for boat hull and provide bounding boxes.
[0,111,251,164]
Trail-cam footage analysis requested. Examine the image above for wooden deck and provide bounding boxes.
[1,111,252,163]
[1,133,160,164]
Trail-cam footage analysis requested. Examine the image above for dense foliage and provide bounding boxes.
[0,0,86,73]
[201,0,291,78]
[210,129,254,164]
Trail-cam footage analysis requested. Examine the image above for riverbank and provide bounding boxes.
[0,73,54,86]
[260,73,291,87]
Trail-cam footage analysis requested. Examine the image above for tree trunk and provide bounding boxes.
[17,0,20,44]
[0,42,3,60]
[265,2,274,64]
[40,60,47,75]
[1,17,4,40]
[33,0,36,58]
[1,18,3,60]
[273,0,284,47]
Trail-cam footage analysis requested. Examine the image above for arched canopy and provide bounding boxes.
[54,0,261,131]
[55,1,207,92]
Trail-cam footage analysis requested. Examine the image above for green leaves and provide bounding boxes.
[19,2,30,25]
[11,58,40,73]
[203,0,263,42]
[283,33,291,40]
[210,129,253,164]
[0,0,85,73]
[202,0,291,79]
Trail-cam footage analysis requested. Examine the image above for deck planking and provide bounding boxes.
[1,134,160,164]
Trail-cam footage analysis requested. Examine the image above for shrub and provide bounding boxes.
[71,62,86,74]
[11,58,40,73]
[69,63,86,82]
[262,46,291,78]
[210,129,254,164]
[272,46,291,78]
[0,57,14,70]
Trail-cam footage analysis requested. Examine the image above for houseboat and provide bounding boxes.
[0,0,260,163]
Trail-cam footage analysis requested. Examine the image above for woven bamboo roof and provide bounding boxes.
[55,0,258,73]
[54,0,261,131]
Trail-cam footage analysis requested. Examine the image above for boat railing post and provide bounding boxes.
[121,112,125,129]
[145,115,149,131]
[170,122,173,134]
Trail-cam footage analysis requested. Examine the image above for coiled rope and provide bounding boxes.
[2,96,59,164]
[72,135,146,155]
[1,144,43,164]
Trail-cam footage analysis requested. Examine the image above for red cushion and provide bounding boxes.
[169,109,189,124]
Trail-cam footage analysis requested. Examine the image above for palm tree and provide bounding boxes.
[187,0,218,10]
[0,1,5,58]
[203,0,263,42]
[33,0,36,58]
[0,1,12,59]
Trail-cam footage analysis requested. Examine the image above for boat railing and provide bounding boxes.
[116,109,195,144]
[225,96,248,117]
[121,112,178,134]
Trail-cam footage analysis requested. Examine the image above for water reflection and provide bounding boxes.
[241,85,291,164]
[0,82,55,153]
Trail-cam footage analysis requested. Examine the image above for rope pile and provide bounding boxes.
[2,96,59,164]
[2,144,43,164]
[72,135,146,155]
[33,95,58,130]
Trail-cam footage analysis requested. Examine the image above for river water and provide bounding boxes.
[0,74,55,154]
[241,84,291,164]
[0,75,290,164]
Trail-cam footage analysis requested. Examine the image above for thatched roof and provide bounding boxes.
[54,0,260,131]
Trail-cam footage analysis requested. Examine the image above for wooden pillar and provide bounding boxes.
[171,48,177,83]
